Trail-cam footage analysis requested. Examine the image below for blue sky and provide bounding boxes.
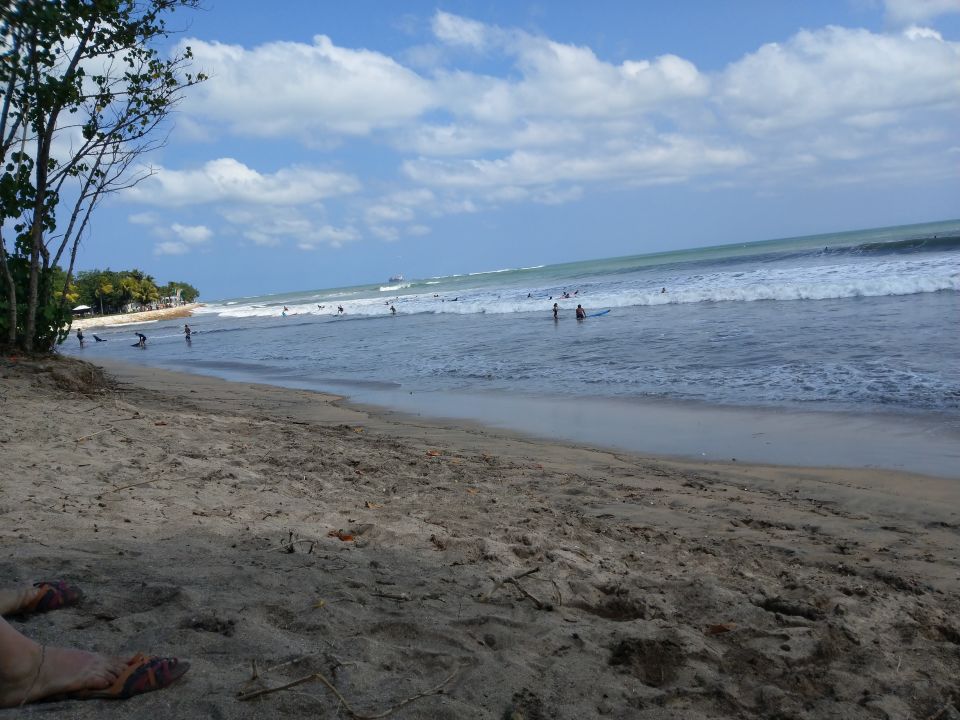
[74,0,960,300]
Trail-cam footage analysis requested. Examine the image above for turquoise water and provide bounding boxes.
[67,219,960,420]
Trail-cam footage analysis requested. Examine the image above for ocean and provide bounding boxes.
[65,219,960,474]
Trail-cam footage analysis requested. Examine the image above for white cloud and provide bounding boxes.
[369,225,400,242]
[145,12,960,248]
[154,241,190,255]
[718,26,960,134]
[403,137,750,189]
[362,188,438,238]
[430,19,708,124]
[432,11,490,50]
[218,206,357,250]
[127,158,360,207]
[297,225,359,250]
[150,222,213,256]
[128,212,158,225]
[533,186,584,205]
[399,121,584,156]
[183,35,436,137]
[884,0,960,25]
[171,223,213,244]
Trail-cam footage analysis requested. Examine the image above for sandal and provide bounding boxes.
[73,653,189,700]
[17,581,83,615]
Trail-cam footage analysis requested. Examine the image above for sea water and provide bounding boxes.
[65,219,960,473]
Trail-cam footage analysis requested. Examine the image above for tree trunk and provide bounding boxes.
[0,235,16,347]
[22,162,47,352]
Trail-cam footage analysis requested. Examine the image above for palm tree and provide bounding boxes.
[95,281,113,315]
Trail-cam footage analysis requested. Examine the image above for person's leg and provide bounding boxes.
[0,616,126,707]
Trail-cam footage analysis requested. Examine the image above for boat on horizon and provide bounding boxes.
[388,274,404,282]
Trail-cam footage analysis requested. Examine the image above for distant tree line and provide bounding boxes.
[71,268,199,315]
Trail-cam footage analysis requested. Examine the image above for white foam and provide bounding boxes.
[204,255,959,320]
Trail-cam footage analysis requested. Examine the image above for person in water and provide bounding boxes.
[575,304,586,320]
[76,328,84,347]
[93,335,106,342]
[183,324,191,339]
[135,332,146,347]
[337,305,344,315]
[390,305,396,315]
[552,302,559,319]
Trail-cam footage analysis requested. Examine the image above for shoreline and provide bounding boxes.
[3,355,959,718]
[78,356,960,479]
[71,303,202,330]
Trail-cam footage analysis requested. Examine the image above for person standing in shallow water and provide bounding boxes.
[76,328,84,347]
[576,304,586,320]
[552,303,559,319]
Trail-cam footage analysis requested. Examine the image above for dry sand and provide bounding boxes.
[1,355,959,719]
[72,304,201,331]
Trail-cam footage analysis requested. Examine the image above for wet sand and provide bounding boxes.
[2,355,959,718]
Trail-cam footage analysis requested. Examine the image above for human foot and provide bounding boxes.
[0,581,83,616]
[0,640,126,707]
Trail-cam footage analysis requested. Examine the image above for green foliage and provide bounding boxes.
[0,258,71,350]
[159,280,200,303]
[0,0,205,352]
[73,268,199,314]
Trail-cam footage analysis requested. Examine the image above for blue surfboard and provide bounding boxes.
[587,309,610,317]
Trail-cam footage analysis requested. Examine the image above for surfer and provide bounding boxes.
[575,305,586,320]
[135,332,146,347]
[552,303,559,319]
[337,305,344,315]
[76,328,84,347]
[93,335,106,342]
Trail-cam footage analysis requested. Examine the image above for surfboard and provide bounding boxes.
[587,309,610,317]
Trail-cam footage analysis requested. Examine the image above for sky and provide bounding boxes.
[72,0,960,300]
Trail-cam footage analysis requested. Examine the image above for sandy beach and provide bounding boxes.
[72,304,202,331]
[2,354,959,719]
